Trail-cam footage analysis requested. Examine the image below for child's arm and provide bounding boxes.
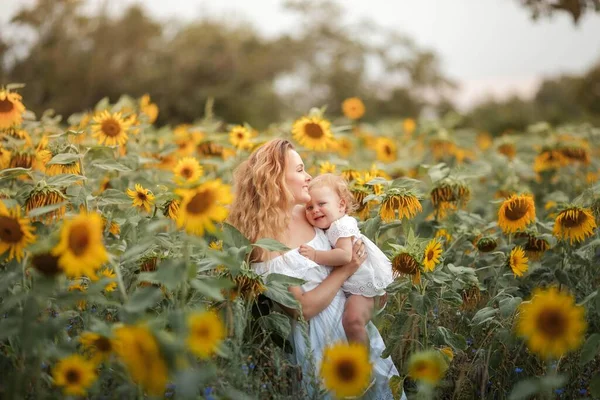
[299,237,353,266]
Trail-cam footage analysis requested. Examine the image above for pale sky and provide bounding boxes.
[3,0,600,109]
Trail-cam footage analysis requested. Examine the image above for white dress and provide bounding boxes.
[253,227,404,400]
[327,215,394,297]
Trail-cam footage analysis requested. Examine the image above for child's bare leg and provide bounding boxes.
[342,295,374,344]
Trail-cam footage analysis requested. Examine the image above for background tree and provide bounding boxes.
[519,0,600,24]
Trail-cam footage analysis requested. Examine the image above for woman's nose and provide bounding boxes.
[305,171,312,181]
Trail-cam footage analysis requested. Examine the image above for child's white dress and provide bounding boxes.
[326,215,394,297]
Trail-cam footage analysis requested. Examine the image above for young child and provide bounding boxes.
[299,173,394,344]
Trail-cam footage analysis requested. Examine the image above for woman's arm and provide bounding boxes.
[283,240,366,320]
[299,237,353,266]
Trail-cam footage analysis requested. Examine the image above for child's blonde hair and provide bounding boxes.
[308,173,357,214]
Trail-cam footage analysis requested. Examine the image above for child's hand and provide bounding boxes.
[299,244,317,261]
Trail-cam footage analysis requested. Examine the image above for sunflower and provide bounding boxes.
[176,180,232,236]
[516,287,586,359]
[209,240,223,251]
[508,246,528,277]
[356,172,384,196]
[292,116,334,151]
[335,137,353,157]
[461,286,481,311]
[91,110,132,146]
[113,325,168,396]
[25,182,67,223]
[407,349,448,386]
[319,161,336,175]
[374,137,397,163]
[102,217,120,236]
[430,182,470,208]
[475,236,497,252]
[320,342,372,398]
[139,94,158,123]
[162,199,180,220]
[222,269,267,301]
[52,213,107,278]
[497,194,536,234]
[45,161,81,177]
[379,190,422,222]
[439,347,454,362]
[30,252,62,277]
[0,201,36,262]
[497,142,516,160]
[435,229,452,244]
[558,145,590,165]
[126,184,155,213]
[429,138,457,161]
[391,252,421,284]
[423,240,442,272]
[95,268,117,292]
[342,97,365,120]
[80,332,113,363]
[476,132,492,150]
[0,145,11,169]
[553,206,597,244]
[349,184,371,220]
[228,125,252,149]
[172,157,203,186]
[9,150,35,169]
[533,150,568,173]
[403,118,416,136]
[0,89,26,129]
[341,168,360,182]
[52,354,97,396]
[524,235,550,261]
[186,310,225,358]
[197,140,224,157]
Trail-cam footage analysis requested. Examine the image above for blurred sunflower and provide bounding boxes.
[0,145,11,169]
[476,132,492,150]
[423,240,442,272]
[91,110,132,146]
[403,118,416,136]
[176,180,232,236]
[533,150,568,173]
[320,342,372,399]
[553,206,597,244]
[52,354,97,396]
[162,199,180,220]
[292,116,334,151]
[9,150,35,169]
[30,252,62,277]
[407,349,448,386]
[113,325,168,396]
[349,184,371,220]
[45,160,81,177]
[319,161,336,174]
[95,268,117,292]
[497,142,516,160]
[0,88,26,129]
[341,168,360,182]
[25,185,67,223]
[516,287,586,359]
[228,125,252,149]
[222,269,267,301]
[342,97,365,120]
[139,94,158,123]
[197,140,224,157]
[508,246,528,277]
[524,235,550,261]
[379,189,422,222]
[497,194,536,234]
[335,137,353,157]
[0,201,36,262]
[391,251,421,284]
[374,137,397,163]
[439,347,454,362]
[126,184,155,213]
[435,229,452,245]
[172,157,203,186]
[80,332,113,363]
[558,144,590,165]
[52,213,107,278]
[186,310,225,359]
[461,285,481,311]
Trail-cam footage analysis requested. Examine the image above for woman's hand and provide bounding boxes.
[340,239,366,276]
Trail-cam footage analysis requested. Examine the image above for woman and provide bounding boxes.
[228,139,401,399]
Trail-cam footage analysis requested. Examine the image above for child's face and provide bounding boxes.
[305,186,346,229]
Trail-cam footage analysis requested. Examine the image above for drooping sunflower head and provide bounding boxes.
[508,246,528,277]
[91,110,132,147]
[341,97,365,120]
[553,206,597,245]
[379,188,422,222]
[461,285,482,311]
[0,88,26,129]
[186,310,226,359]
[374,137,397,163]
[80,332,114,363]
[9,150,35,169]
[228,125,252,149]
[25,185,67,223]
[475,236,498,252]
[291,115,334,152]
[497,194,536,234]
[516,287,586,359]
[349,182,371,220]
[407,349,448,386]
[423,239,443,272]
[162,199,180,220]
[222,269,267,301]
[557,144,590,165]
[320,342,372,399]
[126,184,155,213]
[391,251,421,284]
[197,140,224,157]
[172,157,203,186]
[521,234,551,261]
[51,354,97,396]
[430,181,470,208]
[0,201,36,262]
[533,149,569,173]
[176,180,232,236]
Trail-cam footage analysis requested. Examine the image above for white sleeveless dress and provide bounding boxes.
[327,215,394,297]
[252,227,403,400]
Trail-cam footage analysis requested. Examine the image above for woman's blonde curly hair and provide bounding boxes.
[308,173,357,214]
[227,139,295,261]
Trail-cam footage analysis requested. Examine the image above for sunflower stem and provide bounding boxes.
[113,258,128,302]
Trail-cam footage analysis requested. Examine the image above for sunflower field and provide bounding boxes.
[1,84,600,400]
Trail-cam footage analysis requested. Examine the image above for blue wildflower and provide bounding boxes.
[579,389,587,395]
[514,367,523,374]
[554,388,564,395]
[242,364,249,375]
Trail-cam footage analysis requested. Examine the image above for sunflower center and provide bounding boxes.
[31,253,61,276]
[562,210,586,227]
[101,119,121,137]
[335,359,357,382]
[0,98,15,113]
[137,192,147,201]
[0,216,24,243]
[237,132,244,139]
[304,123,324,139]
[427,250,434,261]
[393,253,419,274]
[194,325,210,339]
[65,368,81,384]
[384,145,392,155]
[181,167,193,179]
[504,199,529,221]
[536,308,567,338]
[95,337,112,352]
[68,223,90,256]
[186,190,214,215]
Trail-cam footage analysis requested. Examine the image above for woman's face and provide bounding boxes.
[285,149,312,205]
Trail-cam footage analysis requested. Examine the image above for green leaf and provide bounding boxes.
[0,167,31,180]
[580,333,600,366]
[90,159,132,172]
[265,273,306,287]
[120,241,155,263]
[47,153,82,165]
[440,290,463,306]
[124,287,163,313]
[554,268,571,286]
[361,216,381,243]
[97,189,131,206]
[436,326,467,350]
[253,238,290,252]
[590,373,600,397]
[508,379,539,400]
[26,201,68,218]
[577,290,597,306]
[426,163,450,183]
[264,283,300,310]
[46,174,86,186]
[499,297,522,318]
[137,260,186,291]
[471,307,498,325]
[258,312,291,339]
[189,278,234,301]
[222,223,251,248]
